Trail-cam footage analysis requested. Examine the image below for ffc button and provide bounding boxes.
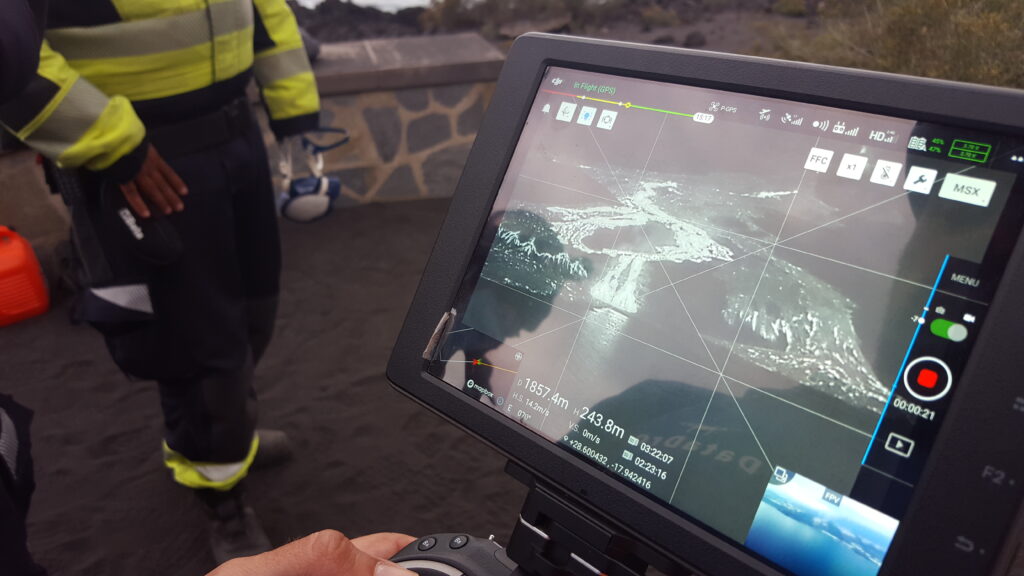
[938,173,996,207]
[805,148,834,173]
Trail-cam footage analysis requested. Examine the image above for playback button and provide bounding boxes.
[885,432,915,458]
[904,356,953,402]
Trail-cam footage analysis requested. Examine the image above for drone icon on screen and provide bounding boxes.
[773,466,791,483]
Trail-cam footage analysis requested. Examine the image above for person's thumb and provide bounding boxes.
[208,529,417,576]
[311,530,415,576]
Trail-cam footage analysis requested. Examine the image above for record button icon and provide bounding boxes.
[903,356,953,402]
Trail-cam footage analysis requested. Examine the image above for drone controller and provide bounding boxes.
[391,533,517,576]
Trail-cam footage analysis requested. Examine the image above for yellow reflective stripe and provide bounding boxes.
[35,40,78,92]
[254,47,311,86]
[13,42,78,140]
[46,0,252,60]
[66,28,253,101]
[211,0,254,40]
[253,0,306,53]
[261,71,319,120]
[110,0,237,20]
[47,13,212,59]
[12,41,145,171]
[213,13,256,80]
[252,0,319,121]
[21,78,108,159]
[58,96,146,170]
[68,44,211,101]
[162,435,259,492]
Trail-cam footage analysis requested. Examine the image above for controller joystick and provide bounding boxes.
[391,533,517,576]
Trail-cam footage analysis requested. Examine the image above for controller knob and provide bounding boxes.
[394,560,463,576]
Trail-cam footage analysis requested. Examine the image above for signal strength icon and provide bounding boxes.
[812,119,830,132]
[781,113,804,126]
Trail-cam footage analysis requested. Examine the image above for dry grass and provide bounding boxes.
[640,5,682,29]
[765,0,1024,89]
[420,0,639,35]
[421,0,1023,90]
[771,0,808,17]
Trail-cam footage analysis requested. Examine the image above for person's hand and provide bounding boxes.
[206,530,418,576]
[120,144,188,218]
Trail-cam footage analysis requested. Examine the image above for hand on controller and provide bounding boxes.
[121,144,188,218]
[390,533,517,576]
[206,529,418,576]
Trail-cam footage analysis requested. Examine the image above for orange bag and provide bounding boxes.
[0,226,49,327]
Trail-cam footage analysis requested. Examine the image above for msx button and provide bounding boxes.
[939,173,996,207]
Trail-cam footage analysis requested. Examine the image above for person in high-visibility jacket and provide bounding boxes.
[0,0,320,563]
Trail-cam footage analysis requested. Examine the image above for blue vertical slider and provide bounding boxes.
[862,254,950,465]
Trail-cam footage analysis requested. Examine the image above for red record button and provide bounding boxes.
[918,369,939,389]
[903,356,952,402]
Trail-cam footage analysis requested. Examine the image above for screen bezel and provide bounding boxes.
[387,33,1024,576]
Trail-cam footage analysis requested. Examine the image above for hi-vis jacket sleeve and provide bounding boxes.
[0,41,147,183]
[251,0,320,139]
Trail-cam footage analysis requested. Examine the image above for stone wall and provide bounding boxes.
[302,82,494,206]
[281,32,503,205]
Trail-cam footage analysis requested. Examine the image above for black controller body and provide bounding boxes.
[391,533,517,576]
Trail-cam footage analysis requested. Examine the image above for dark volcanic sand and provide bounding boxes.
[1,199,527,575]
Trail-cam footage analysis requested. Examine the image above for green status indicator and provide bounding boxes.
[930,318,968,342]
[948,139,992,164]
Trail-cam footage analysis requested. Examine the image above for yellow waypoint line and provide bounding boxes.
[543,89,695,118]
[474,359,518,374]
[581,95,619,106]
[630,104,693,117]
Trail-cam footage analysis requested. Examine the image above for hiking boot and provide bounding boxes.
[252,429,292,470]
[200,487,272,565]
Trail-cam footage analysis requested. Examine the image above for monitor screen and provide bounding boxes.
[424,65,1024,576]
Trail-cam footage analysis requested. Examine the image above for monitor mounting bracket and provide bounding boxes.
[505,461,694,576]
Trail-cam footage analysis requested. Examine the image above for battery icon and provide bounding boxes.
[930,318,968,342]
[948,139,992,164]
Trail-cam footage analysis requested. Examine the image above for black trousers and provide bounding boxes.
[0,395,45,575]
[75,110,280,466]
